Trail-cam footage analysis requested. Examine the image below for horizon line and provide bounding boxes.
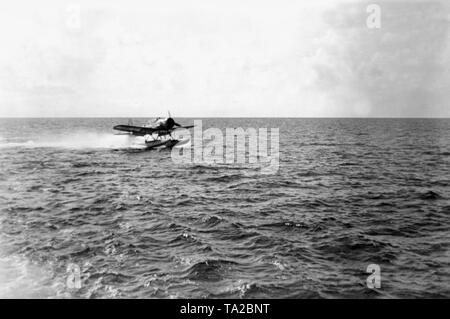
[0,116,449,119]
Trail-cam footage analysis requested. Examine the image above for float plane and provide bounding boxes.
[113,112,194,149]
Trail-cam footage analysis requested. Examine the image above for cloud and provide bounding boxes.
[316,0,450,117]
[0,0,448,117]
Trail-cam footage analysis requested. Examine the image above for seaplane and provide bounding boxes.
[113,112,194,149]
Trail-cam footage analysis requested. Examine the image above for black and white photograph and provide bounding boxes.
[0,0,449,304]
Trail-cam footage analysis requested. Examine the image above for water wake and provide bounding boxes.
[0,132,147,150]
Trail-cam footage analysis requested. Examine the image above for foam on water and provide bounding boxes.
[0,254,61,298]
[0,132,147,150]
[0,227,63,299]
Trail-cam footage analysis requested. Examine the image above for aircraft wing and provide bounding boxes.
[174,125,195,129]
[113,125,156,136]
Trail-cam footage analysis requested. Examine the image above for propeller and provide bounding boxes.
[167,110,181,127]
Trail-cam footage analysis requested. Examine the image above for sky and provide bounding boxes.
[0,0,448,117]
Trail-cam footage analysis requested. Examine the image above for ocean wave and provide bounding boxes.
[184,259,238,282]
[419,190,444,200]
[204,174,243,183]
